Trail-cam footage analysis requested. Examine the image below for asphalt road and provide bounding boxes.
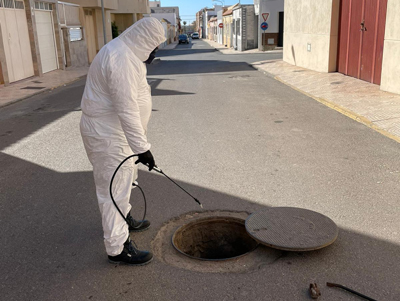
[0,39,399,300]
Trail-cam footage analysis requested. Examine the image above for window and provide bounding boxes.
[14,1,24,9]
[35,1,53,11]
[236,19,240,36]
[70,27,83,42]
[4,0,14,8]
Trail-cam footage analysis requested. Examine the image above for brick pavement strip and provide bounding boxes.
[0,67,89,108]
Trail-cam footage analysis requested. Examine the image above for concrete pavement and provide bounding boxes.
[1,39,399,300]
[2,38,400,148]
[204,38,400,144]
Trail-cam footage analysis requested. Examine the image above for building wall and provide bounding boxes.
[283,0,339,72]
[246,6,257,47]
[111,13,134,34]
[158,21,168,48]
[217,10,223,44]
[113,0,150,14]
[95,9,112,50]
[232,9,241,50]
[223,14,233,48]
[381,0,400,94]
[257,0,284,51]
[67,0,118,10]
[62,28,88,67]
[149,1,161,8]
[151,13,176,26]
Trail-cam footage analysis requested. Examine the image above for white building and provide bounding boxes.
[202,5,222,38]
[254,0,284,50]
[232,4,258,51]
[217,9,224,45]
[149,1,161,8]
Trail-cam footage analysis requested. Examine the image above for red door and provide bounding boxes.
[337,0,388,85]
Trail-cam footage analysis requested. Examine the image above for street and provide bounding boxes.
[0,39,399,300]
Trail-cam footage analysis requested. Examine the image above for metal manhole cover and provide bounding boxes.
[245,207,338,251]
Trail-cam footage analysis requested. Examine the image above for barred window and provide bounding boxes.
[4,0,14,8]
[14,0,23,9]
[70,27,83,42]
[35,1,52,11]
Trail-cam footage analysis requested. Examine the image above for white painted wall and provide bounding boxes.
[217,10,223,44]
[150,12,177,26]
[257,0,284,50]
[233,8,241,50]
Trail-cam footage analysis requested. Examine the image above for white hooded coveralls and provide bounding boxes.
[80,17,166,256]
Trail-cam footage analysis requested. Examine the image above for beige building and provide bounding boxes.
[65,0,117,63]
[222,4,239,48]
[58,1,88,68]
[111,0,150,35]
[0,0,65,84]
[284,0,400,95]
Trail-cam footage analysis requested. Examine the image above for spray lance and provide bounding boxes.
[109,155,203,228]
[147,164,203,208]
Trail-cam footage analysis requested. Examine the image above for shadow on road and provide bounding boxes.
[0,152,399,300]
[148,59,257,76]
[0,50,398,301]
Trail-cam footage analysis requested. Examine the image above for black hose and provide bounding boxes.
[109,154,147,229]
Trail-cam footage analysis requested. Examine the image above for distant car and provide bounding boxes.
[192,32,199,39]
[178,34,189,44]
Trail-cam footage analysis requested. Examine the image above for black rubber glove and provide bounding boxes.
[135,150,155,171]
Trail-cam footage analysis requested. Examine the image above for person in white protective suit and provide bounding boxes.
[80,17,166,266]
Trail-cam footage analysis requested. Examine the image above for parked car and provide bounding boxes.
[192,32,199,39]
[178,34,189,44]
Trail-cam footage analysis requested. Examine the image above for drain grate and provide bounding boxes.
[21,86,46,90]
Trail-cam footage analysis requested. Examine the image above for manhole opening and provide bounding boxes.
[172,217,258,261]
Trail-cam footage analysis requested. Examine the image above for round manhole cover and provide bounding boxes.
[172,216,258,261]
[245,207,338,251]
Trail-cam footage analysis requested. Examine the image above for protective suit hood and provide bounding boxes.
[118,17,166,62]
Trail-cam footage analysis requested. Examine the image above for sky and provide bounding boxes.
[157,0,255,24]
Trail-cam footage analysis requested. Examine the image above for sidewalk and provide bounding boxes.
[159,40,178,50]
[251,60,400,143]
[0,67,88,108]
[204,38,400,144]
[204,38,283,55]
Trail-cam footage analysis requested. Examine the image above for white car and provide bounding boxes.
[192,32,199,39]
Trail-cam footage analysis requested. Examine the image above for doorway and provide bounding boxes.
[337,0,388,85]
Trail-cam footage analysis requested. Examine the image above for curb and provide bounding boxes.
[251,62,400,144]
[0,75,86,109]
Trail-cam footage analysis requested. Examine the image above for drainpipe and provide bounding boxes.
[100,0,107,45]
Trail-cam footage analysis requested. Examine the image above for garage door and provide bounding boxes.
[35,8,57,73]
[0,0,34,82]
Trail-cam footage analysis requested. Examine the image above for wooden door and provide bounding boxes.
[337,0,388,85]
[84,9,96,63]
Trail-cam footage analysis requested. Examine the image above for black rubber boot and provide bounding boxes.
[108,238,153,266]
[127,212,150,232]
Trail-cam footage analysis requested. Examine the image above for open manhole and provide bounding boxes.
[172,216,259,261]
